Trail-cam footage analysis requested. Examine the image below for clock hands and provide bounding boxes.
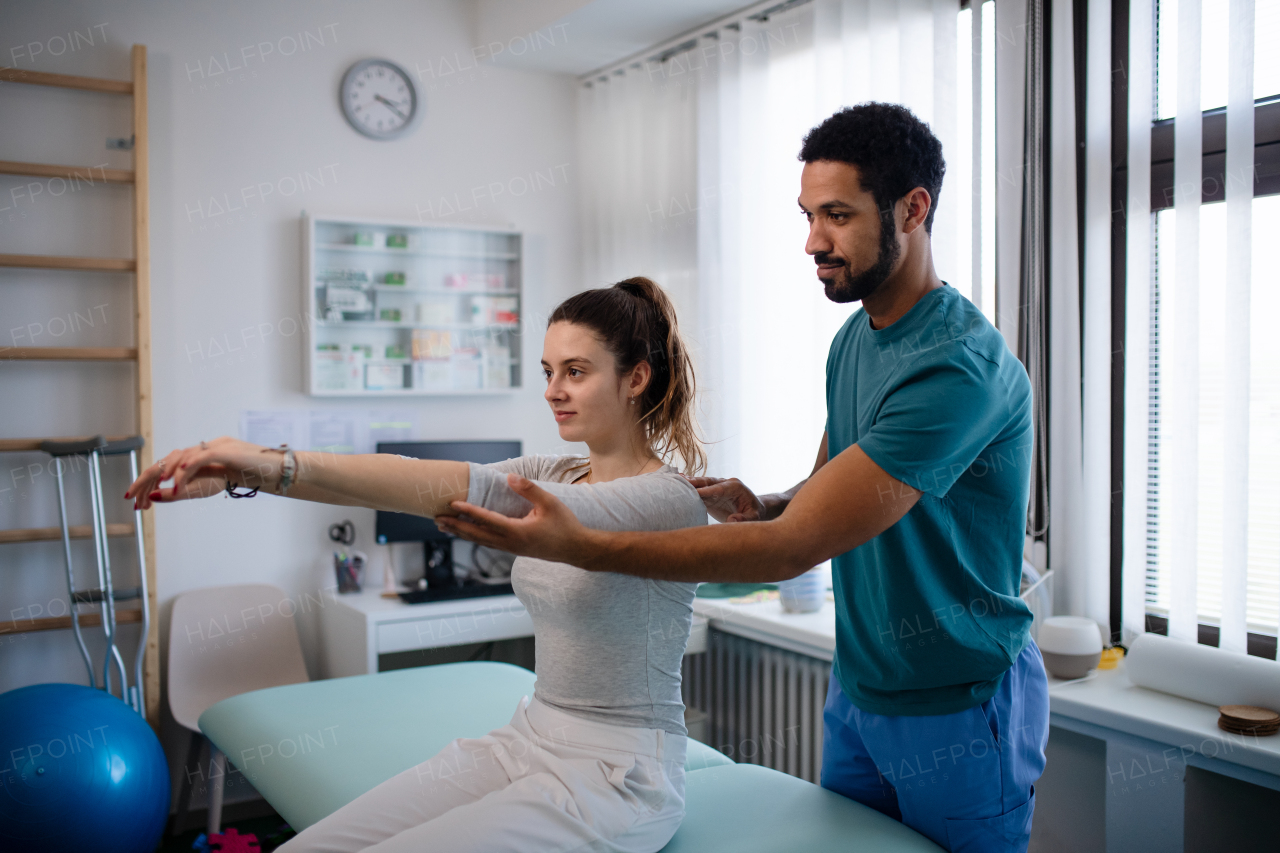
[374,94,408,122]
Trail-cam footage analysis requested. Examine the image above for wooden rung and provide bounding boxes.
[0,66,132,95]
[0,608,142,636]
[0,523,135,545]
[0,253,136,272]
[2,347,137,361]
[0,160,134,183]
[0,435,135,452]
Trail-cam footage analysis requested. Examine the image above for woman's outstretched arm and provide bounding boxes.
[124,436,469,518]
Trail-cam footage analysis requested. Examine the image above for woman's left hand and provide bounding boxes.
[124,436,280,510]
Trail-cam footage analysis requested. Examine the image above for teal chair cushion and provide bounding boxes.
[199,661,730,830]
[660,764,944,852]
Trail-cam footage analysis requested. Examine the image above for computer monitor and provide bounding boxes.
[375,440,521,603]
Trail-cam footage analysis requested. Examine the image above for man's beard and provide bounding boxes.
[817,209,901,304]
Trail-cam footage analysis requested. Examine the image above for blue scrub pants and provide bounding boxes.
[820,641,1049,853]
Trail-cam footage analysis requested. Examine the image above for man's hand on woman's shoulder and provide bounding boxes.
[683,476,767,523]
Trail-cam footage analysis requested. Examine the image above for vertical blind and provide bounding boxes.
[1082,0,1115,632]
[1122,0,1280,653]
[1121,0,1156,643]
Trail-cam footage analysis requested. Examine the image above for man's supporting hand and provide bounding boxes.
[436,473,603,567]
[684,477,767,523]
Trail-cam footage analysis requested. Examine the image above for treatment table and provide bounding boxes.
[199,662,942,851]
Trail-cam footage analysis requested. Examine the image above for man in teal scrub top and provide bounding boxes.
[438,103,1049,853]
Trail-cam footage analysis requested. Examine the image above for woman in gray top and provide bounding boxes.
[127,278,708,853]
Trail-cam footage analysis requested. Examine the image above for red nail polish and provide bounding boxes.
[149,491,161,500]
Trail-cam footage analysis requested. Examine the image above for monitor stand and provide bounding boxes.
[423,539,453,589]
[397,540,514,604]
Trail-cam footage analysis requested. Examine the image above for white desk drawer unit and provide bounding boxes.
[320,588,534,678]
[376,600,534,655]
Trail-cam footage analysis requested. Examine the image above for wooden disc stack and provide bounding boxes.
[1217,705,1280,737]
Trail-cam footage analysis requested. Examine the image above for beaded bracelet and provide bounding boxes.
[225,480,259,499]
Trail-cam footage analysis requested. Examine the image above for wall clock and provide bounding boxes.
[340,59,419,140]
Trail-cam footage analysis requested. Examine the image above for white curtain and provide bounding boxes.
[578,60,699,330]
[695,7,852,489]
[579,0,989,496]
[1044,0,1138,638]
[1047,0,1087,625]
[995,0,1028,355]
[1080,0,1114,632]
[693,0,964,490]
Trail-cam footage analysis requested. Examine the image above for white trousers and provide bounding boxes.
[277,694,687,853]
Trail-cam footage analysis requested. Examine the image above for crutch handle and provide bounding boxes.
[72,586,143,604]
[40,436,107,457]
[102,436,145,456]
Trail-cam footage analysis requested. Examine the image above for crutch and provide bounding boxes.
[41,436,150,716]
[103,435,150,716]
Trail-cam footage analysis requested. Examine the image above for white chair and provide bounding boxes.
[168,584,310,837]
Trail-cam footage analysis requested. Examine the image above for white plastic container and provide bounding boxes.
[1038,616,1103,679]
[778,567,824,613]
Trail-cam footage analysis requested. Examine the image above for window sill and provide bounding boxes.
[1049,660,1280,790]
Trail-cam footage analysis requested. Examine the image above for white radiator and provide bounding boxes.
[682,628,832,784]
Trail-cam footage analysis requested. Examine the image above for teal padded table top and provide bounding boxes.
[199,661,731,831]
[660,764,944,852]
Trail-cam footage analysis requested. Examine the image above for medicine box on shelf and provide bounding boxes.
[303,215,523,396]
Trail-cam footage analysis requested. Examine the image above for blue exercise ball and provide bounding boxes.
[0,683,169,853]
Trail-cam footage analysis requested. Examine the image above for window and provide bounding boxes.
[1148,198,1280,640]
[1134,0,1280,653]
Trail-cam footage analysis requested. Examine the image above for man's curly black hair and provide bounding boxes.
[798,103,946,234]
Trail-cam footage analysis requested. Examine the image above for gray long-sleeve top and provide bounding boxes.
[466,455,706,736]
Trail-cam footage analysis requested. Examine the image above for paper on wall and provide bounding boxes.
[240,410,308,450]
[309,410,359,453]
[240,410,415,455]
[367,413,412,448]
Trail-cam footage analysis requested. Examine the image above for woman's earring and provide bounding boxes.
[630,397,637,405]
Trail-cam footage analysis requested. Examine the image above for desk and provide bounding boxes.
[320,586,710,678]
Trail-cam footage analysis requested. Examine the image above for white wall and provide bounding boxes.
[0,0,581,807]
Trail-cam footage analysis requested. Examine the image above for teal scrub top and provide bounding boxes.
[826,284,1034,717]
